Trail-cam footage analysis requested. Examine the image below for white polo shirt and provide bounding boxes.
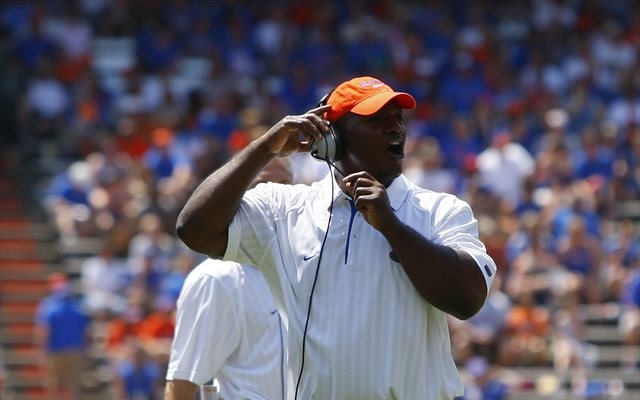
[166,259,285,400]
[224,173,497,400]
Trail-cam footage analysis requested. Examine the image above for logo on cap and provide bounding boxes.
[360,79,384,88]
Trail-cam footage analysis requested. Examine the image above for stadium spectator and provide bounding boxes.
[81,240,132,318]
[619,264,640,347]
[460,356,510,400]
[104,303,147,363]
[475,131,536,207]
[14,10,57,71]
[497,290,552,367]
[128,212,175,263]
[503,212,580,307]
[601,219,640,301]
[535,108,579,158]
[24,56,70,138]
[404,135,460,194]
[550,287,600,387]
[47,3,93,85]
[574,127,615,182]
[135,296,176,362]
[34,272,91,400]
[112,340,163,400]
[439,114,484,172]
[449,273,512,363]
[555,215,603,304]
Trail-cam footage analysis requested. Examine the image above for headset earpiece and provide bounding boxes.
[310,91,343,163]
[310,125,343,163]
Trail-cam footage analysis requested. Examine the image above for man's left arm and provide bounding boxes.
[345,173,494,320]
[381,220,489,320]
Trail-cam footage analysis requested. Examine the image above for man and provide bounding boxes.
[475,131,535,207]
[176,76,497,399]
[113,341,162,400]
[165,158,292,400]
[34,272,91,400]
[164,259,285,400]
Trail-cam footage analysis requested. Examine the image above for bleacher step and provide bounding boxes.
[510,366,640,387]
[508,389,640,400]
[585,324,625,345]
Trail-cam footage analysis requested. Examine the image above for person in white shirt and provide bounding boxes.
[404,136,459,194]
[165,158,292,400]
[80,241,130,318]
[475,132,536,207]
[164,259,285,400]
[175,76,497,399]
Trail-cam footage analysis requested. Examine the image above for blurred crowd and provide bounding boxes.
[1,0,638,398]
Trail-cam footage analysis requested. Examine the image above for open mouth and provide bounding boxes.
[387,137,405,158]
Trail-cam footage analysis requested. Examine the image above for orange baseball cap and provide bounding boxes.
[325,76,416,122]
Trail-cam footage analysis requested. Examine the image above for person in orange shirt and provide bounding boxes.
[105,305,144,352]
[136,296,176,362]
[497,291,551,366]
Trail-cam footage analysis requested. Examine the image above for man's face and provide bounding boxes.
[336,102,406,186]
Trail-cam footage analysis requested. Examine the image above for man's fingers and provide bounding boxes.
[283,118,325,142]
[309,104,332,114]
[342,172,375,189]
[281,112,324,134]
[306,112,330,133]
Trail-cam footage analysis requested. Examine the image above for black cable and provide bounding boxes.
[294,161,336,399]
[327,160,345,178]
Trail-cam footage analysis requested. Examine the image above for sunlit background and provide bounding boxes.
[0,0,638,399]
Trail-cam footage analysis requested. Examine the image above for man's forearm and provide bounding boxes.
[381,221,487,320]
[176,137,275,257]
[176,104,329,257]
[165,379,198,400]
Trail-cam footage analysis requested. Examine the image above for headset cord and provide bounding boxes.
[294,161,337,399]
[327,160,345,179]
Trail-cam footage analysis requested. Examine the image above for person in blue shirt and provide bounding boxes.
[461,356,509,400]
[113,341,162,400]
[620,265,640,348]
[34,272,91,400]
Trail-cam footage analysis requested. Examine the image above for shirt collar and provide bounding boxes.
[387,174,410,211]
[318,172,410,211]
[318,172,347,210]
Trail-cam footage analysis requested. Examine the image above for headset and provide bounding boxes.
[309,92,344,163]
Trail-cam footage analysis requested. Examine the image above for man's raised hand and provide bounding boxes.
[262,104,331,157]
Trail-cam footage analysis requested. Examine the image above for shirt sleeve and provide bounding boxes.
[166,270,240,385]
[224,183,280,267]
[431,194,497,292]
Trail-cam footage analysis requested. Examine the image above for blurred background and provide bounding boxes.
[0,0,638,399]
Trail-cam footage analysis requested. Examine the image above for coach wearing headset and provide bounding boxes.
[176,76,497,399]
